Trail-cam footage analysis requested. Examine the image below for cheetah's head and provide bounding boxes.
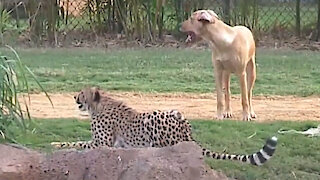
[74,87,101,112]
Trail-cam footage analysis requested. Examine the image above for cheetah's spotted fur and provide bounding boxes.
[51,87,277,166]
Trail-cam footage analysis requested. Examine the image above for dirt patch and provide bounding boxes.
[0,142,229,180]
[20,92,320,122]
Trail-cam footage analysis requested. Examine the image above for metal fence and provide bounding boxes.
[1,0,320,45]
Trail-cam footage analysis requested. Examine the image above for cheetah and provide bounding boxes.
[51,87,277,166]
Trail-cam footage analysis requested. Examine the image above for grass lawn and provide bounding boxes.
[1,47,320,96]
[1,118,319,180]
[1,47,319,179]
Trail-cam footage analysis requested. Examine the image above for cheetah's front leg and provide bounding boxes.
[51,129,115,149]
[51,140,98,149]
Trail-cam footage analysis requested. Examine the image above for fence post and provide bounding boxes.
[295,0,301,37]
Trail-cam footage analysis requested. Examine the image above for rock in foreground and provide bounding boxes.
[0,142,229,180]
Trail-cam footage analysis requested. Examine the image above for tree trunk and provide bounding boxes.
[95,0,102,34]
[317,0,320,41]
[27,0,44,44]
[65,0,69,25]
[224,0,231,25]
[15,1,20,28]
[158,6,164,39]
[114,0,128,38]
[296,0,301,37]
[46,0,58,45]
[175,0,183,32]
[252,0,258,30]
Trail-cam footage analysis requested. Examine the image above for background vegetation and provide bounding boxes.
[1,0,320,45]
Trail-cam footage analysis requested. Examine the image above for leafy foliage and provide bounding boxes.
[0,46,51,142]
[0,4,12,44]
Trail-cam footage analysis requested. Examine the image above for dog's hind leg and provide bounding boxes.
[239,71,251,121]
[246,57,257,119]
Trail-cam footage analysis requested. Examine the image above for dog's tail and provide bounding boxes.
[201,136,278,165]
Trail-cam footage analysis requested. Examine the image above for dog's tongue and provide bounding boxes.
[185,34,192,43]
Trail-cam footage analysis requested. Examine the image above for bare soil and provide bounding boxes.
[20,92,320,122]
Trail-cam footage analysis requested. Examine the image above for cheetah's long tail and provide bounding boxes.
[171,110,277,166]
[201,136,278,166]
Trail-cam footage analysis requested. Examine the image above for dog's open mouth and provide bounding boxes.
[186,31,196,43]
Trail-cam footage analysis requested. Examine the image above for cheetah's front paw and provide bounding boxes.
[51,142,64,149]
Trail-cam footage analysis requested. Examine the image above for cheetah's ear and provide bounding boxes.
[92,87,100,102]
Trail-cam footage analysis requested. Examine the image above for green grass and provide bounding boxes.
[1,48,320,96]
[192,120,320,180]
[1,118,319,179]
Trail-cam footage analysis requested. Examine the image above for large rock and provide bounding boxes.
[0,142,229,180]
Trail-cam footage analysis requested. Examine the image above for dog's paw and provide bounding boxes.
[216,114,225,120]
[250,112,257,119]
[242,113,252,121]
[223,111,233,118]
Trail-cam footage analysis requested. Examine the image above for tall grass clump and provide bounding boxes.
[0,46,51,142]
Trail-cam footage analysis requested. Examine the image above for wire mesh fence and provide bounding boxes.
[1,0,320,45]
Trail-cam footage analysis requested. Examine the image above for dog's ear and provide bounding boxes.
[197,10,218,23]
[207,10,219,19]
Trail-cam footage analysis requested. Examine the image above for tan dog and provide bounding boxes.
[180,10,256,121]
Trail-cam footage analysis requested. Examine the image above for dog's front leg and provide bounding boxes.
[213,60,224,120]
[238,72,251,121]
[223,71,233,118]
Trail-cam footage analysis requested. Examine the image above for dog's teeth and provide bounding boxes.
[186,35,192,42]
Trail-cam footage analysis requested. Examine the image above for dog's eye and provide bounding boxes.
[190,18,195,24]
